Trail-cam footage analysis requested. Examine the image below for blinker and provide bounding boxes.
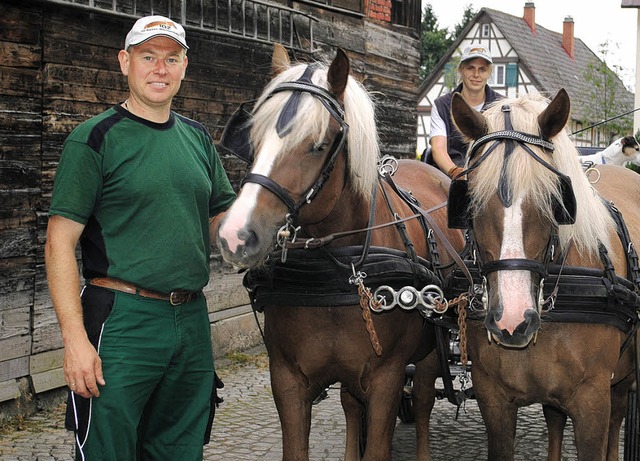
[275,64,319,137]
[219,63,339,165]
[447,179,472,229]
[219,102,254,164]
[555,174,577,225]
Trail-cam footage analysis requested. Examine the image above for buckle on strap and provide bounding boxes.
[169,291,196,306]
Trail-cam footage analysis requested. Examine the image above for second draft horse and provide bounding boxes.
[449,89,640,461]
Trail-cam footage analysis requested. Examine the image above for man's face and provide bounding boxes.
[119,36,188,108]
[460,58,491,92]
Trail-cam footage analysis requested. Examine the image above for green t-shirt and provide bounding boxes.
[49,106,236,292]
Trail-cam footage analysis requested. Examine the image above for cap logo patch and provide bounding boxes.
[144,21,177,30]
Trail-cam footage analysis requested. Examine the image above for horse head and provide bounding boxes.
[217,44,379,268]
[450,89,612,348]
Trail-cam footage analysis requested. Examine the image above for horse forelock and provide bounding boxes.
[469,93,614,257]
[251,62,380,198]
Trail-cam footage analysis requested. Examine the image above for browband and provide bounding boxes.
[469,130,554,159]
[271,81,346,120]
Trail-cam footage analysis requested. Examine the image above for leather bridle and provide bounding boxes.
[240,65,349,221]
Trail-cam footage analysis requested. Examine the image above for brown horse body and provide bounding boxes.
[217,45,463,461]
[447,89,640,461]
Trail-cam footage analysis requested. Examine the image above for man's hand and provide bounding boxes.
[64,334,105,398]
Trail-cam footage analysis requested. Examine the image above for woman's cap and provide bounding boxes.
[125,15,189,50]
[460,45,492,64]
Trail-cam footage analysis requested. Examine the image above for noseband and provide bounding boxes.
[240,65,349,220]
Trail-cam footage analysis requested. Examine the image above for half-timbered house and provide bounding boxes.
[417,2,635,156]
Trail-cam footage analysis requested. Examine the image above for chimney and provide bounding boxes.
[523,2,536,33]
[562,16,575,59]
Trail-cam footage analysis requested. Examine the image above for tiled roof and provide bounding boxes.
[419,7,634,125]
[485,7,634,121]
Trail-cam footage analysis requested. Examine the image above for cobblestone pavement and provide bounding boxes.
[0,347,623,460]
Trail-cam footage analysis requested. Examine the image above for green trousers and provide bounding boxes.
[74,289,214,461]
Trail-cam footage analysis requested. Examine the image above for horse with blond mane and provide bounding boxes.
[445,88,640,460]
[217,45,464,461]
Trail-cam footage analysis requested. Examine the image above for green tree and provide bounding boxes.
[453,4,477,37]
[419,4,451,81]
[420,4,477,82]
[581,41,633,143]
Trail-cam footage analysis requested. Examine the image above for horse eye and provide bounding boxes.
[311,142,328,154]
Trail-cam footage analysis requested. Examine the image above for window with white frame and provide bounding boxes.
[481,23,491,37]
[489,64,505,86]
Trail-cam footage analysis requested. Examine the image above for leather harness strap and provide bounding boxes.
[88,277,199,306]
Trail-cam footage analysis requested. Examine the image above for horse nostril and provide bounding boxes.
[238,227,258,249]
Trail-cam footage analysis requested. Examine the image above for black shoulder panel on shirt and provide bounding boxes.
[175,113,213,143]
[87,111,126,152]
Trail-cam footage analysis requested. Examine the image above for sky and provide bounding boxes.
[424,0,638,88]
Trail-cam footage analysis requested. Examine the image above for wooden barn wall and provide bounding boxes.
[0,0,420,402]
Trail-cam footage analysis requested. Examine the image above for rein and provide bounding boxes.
[284,204,446,250]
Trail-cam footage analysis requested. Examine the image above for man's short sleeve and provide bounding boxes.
[208,144,236,217]
[49,140,103,224]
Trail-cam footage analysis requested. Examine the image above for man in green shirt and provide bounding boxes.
[45,15,235,460]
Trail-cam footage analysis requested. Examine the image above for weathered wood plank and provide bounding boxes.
[31,367,65,394]
[0,3,42,45]
[30,348,64,375]
[0,41,41,68]
[31,322,63,354]
[0,335,31,362]
[203,273,249,313]
[0,160,40,189]
[0,379,21,403]
[0,66,41,97]
[0,228,36,258]
[0,203,38,232]
[0,307,30,340]
[0,356,29,382]
[0,256,34,310]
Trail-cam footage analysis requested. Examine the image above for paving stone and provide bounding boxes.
[0,349,625,460]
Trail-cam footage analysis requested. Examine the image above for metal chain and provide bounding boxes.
[377,155,399,177]
[372,284,448,318]
[276,213,301,263]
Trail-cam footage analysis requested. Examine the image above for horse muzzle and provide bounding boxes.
[217,212,277,269]
[485,307,541,348]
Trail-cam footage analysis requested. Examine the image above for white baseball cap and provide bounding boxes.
[125,15,189,50]
[460,45,492,64]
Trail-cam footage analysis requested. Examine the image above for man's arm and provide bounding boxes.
[209,212,227,247]
[45,215,105,398]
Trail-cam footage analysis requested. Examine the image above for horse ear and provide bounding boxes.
[272,43,290,76]
[451,93,488,140]
[327,48,350,100]
[538,88,570,139]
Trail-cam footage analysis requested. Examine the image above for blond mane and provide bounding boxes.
[467,92,615,257]
[251,61,380,198]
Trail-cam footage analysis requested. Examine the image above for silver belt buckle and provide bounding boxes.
[169,291,182,306]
